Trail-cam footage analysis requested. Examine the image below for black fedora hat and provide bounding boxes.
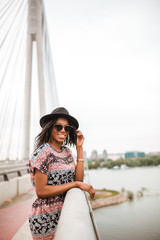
[40,107,79,129]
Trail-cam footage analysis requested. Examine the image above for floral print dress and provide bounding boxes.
[28,143,75,239]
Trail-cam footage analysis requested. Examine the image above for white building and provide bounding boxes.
[107,153,125,160]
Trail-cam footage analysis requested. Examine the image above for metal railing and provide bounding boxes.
[0,166,29,181]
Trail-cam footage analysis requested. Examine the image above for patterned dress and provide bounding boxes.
[28,143,75,239]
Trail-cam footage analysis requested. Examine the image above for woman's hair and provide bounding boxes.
[34,118,77,150]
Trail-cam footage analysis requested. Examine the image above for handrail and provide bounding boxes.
[55,188,101,240]
[0,166,29,181]
[84,191,101,240]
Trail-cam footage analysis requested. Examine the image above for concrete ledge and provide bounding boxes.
[55,188,99,240]
[17,175,33,195]
[8,178,19,199]
[0,174,33,206]
[0,181,9,205]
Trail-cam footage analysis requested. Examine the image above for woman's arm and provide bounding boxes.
[35,168,77,198]
[74,130,85,182]
[35,168,95,199]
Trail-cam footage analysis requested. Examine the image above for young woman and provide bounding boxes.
[29,107,95,239]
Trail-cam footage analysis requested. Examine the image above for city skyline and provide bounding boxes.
[73,148,160,160]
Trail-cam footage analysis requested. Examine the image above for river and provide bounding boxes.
[88,166,160,240]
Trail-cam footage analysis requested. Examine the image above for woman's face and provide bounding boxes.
[50,118,70,144]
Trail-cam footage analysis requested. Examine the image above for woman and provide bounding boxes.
[29,107,95,239]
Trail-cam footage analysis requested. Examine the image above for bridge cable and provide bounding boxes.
[5,18,27,158]
[42,0,59,110]
[0,0,16,19]
[0,0,25,49]
[0,0,14,13]
[0,0,20,30]
[0,2,27,159]
[0,2,27,132]
[0,7,27,131]
[0,0,27,89]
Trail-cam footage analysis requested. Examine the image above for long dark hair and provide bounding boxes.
[34,118,77,150]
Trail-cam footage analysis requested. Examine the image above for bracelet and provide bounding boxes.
[77,159,84,162]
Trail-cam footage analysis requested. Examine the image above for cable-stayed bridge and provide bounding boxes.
[0,0,59,161]
[0,1,100,239]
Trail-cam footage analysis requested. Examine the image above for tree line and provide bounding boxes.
[88,155,160,169]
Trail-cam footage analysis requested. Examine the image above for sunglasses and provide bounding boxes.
[53,124,73,133]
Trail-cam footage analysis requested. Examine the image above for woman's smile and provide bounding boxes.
[57,133,66,139]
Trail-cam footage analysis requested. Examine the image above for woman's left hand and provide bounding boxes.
[76,130,85,147]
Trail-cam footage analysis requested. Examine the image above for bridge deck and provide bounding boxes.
[0,189,35,240]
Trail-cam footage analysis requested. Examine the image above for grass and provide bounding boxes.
[89,188,119,201]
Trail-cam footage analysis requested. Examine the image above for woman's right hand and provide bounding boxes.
[76,182,95,199]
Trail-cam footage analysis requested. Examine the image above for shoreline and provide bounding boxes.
[90,192,128,210]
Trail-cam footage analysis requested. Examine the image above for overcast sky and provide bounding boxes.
[44,0,160,156]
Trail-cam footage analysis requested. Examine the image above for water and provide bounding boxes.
[88,167,160,240]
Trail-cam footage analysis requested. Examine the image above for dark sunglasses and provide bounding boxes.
[53,124,73,132]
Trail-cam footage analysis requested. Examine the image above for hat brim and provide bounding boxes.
[40,113,79,129]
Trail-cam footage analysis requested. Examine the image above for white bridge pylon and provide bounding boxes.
[0,0,59,161]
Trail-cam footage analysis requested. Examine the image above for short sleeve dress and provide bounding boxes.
[28,143,75,240]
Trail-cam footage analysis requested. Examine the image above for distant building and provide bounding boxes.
[89,150,124,161]
[148,152,160,156]
[90,150,98,159]
[102,149,108,160]
[107,153,125,160]
[125,151,145,159]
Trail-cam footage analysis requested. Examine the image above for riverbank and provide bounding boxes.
[90,190,128,209]
[88,156,160,169]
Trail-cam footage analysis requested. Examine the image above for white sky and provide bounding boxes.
[44,0,160,157]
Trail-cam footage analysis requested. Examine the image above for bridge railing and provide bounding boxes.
[0,166,29,181]
[55,188,100,240]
